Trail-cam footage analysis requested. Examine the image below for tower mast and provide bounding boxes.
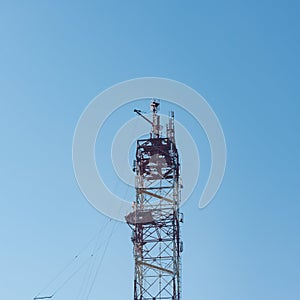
[126,100,183,300]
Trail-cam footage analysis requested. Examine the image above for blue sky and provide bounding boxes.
[0,1,299,299]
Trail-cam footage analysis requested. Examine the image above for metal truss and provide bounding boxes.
[126,104,183,300]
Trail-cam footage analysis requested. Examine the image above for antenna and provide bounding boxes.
[134,99,161,138]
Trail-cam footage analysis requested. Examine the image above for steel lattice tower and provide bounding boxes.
[126,101,183,300]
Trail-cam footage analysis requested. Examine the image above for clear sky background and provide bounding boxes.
[0,1,299,299]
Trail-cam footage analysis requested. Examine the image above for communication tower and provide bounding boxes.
[126,100,183,300]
